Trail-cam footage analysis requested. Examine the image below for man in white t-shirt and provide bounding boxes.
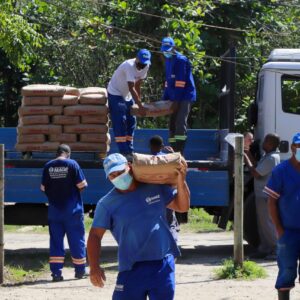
[107,49,151,157]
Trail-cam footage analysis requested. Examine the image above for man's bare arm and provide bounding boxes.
[167,163,190,212]
[268,196,284,238]
[87,227,107,288]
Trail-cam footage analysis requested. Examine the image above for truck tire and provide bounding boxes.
[244,192,260,248]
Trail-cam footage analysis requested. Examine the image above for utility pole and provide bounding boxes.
[233,135,244,267]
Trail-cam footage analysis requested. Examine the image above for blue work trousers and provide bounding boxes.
[276,230,300,290]
[108,93,136,155]
[112,255,175,300]
[48,213,86,276]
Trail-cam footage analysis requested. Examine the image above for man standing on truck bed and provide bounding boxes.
[161,36,196,155]
[107,49,151,158]
[41,144,88,282]
[87,153,190,299]
[244,133,280,259]
[264,133,300,300]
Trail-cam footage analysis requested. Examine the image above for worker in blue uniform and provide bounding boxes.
[87,153,190,299]
[41,144,88,282]
[161,37,196,155]
[264,133,300,300]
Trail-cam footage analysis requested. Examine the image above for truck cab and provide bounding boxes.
[253,49,300,159]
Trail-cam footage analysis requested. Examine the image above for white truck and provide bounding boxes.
[250,49,300,159]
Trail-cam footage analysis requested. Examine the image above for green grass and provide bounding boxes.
[181,208,231,233]
[4,252,50,283]
[214,259,267,280]
[5,209,229,234]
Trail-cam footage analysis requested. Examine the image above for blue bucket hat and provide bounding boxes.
[292,133,300,144]
[160,37,175,52]
[137,49,151,65]
[103,153,128,178]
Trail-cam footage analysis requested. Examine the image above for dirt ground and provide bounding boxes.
[1,231,300,300]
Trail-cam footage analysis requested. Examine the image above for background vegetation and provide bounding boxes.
[1,0,300,131]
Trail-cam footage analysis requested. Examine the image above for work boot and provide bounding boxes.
[278,290,290,300]
[174,140,186,155]
[75,271,89,279]
[52,274,64,282]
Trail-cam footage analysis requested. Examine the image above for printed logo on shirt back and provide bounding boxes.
[145,194,161,205]
[48,166,69,179]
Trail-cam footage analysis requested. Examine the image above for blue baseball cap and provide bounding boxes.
[137,49,151,65]
[160,37,175,52]
[292,133,300,144]
[103,153,128,178]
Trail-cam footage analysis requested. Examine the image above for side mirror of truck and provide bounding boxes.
[247,102,258,127]
[279,140,289,153]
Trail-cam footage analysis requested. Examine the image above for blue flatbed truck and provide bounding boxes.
[2,47,260,244]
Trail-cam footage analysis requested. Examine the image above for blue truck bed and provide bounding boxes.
[1,128,230,207]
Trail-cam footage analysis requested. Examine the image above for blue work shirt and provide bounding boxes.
[92,183,180,272]
[163,51,196,102]
[264,159,300,230]
[41,158,87,221]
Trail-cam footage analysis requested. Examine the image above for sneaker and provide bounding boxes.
[52,275,64,282]
[75,272,89,279]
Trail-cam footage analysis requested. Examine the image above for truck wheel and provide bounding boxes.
[243,192,260,248]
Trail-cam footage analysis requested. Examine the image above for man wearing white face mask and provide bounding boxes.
[87,153,190,300]
[264,133,300,300]
[160,37,196,155]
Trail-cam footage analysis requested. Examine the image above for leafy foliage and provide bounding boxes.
[1,0,300,129]
[214,258,267,280]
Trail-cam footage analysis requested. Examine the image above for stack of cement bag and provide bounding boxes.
[16,84,110,157]
[131,100,174,117]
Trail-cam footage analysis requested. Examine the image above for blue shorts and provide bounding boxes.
[112,255,175,300]
[276,230,300,290]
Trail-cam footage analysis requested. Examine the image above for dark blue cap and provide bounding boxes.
[292,133,300,144]
[137,49,151,65]
[160,37,175,52]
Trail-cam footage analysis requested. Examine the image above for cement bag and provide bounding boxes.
[131,100,174,117]
[17,125,62,135]
[81,115,109,124]
[64,86,80,97]
[52,95,79,106]
[80,133,111,143]
[18,106,63,116]
[49,133,77,143]
[64,105,108,116]
[132,152,185,184]
[15,142,60,152]
[21,84,65,97]
[80,87,107,97]
[79,94,107,105]
[52,115,80,125]
[68,142,109,152]
[19,115,49,125]
[22,96,50,106]
[64,124,108,134]
[17,134,46,144]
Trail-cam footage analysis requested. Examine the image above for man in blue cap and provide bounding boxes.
[107,49,151,158]
[87,153,190,299]
[264,133,300,300]
[160,37,196,155]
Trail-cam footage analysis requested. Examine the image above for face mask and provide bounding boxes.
[163,52,172,59]
[111,170,133,190]
[295,148,300,162]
